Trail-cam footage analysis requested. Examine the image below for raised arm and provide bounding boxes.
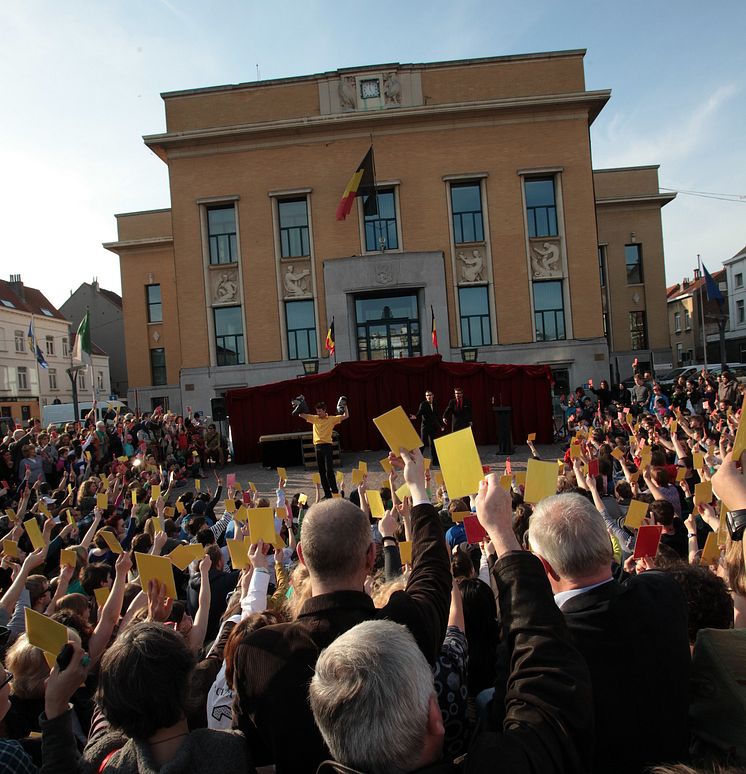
[187,554,212,654]
[88,551,132,663]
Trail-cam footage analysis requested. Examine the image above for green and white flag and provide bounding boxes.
[73,310,91,365]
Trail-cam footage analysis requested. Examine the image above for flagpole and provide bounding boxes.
[698,254,708,371]
[31,313,43,423]
[369,133,379,218]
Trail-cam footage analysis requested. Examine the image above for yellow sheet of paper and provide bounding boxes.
[366,490,386,518]
[395,483,411,501]
[434,471,444,487]
[100,474,109,489]
[675,467,687,482]
[135,551,176,599]
[611,448,625,461]
[24,518,46,551]
[169,543,205,571]
[101,530,123,554]
[175,500,186,515]
[194,479,201,492]
[718,500,729,545]
[94,587,111,607]
[398,540,413,565]
[84,450,92,462]
[733,394,746,461]
[25,607,67,657]
[234,505,249,523]
[311,472,321,485]
[277,467,288,482]
[670,420,678,434]
[499,475,513,491]
[434,427,483,499]
[358,461,368,474]
[514,471,527,486]
[336,471,344,485]
[569,443,582,460]
[373,406,423,454]
[6,508,17,522]
[352,468,365,486]
[96,493,108,510]
[423,458,431,471]
[151,485,161,500]
[694,481,712,507]
[248,481,256,493]
[2,539,19,558]
[693,452,704,470]
[224,499,237,513]
[117,455,129,462]
[298,493,308,506]
[451,508,466,523]
[227,538,251,570]
[60,548,77,567]
[38,502,50,517]
[628,471,640,484]
[131,490,138,506]
[379,457,393,474]
[527,432,536,442]
[152,516,164,533]
[700,532,721,566]
[248,508,276,545]
[523,459,559,504]
[624,499,648,530]
[164,506,175,519]
[66,511,76,527]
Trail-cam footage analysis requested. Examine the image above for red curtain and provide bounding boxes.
[226,355,553,464]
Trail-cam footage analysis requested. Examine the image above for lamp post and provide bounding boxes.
[65,362,85,422]
[302,359,319,375]
[461,347,478,363]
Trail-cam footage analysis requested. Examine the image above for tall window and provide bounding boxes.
[364,189,398,251]
[278,198,310,258]
[676,343,683,364]
[146,284,162,323]
[630,311,648,349]
[674,311,681,333]
[736,273,743,288]
[48,368,57,390]
[738,299,745,324]
[62,337,68,356]
[17,367,28,390]
[451,183,484,244]
[214,306,245,366]
[150,348,167,385]
[684,309,691,330]
[45,336,54,356]
[207,205,238,265]
[285,300,317,360]
[598,246,607,287]
[78,371,86,390]
[524,177,558,238]
[97,371,104,390]
[625,244,643,284]
[458,286,491,346]
[14,330,24,353]
[533,281,566,341]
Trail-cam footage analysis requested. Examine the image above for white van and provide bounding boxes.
[42,400,129,428]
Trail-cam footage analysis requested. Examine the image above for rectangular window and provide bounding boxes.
[451,183,484,244]
[738,299,745,324]
[214,306,245,366]
[630,311,648,350]
[151,396,169,412]
[62,337,68,357]
[625,244,643,284]
[97,371,104,390]
[533,281,566,341]
[364,189,398,251]
[674,311,681,333]
[525,177,558,238]
[684,309,691,330]
[146,284,162,323]
[48,368,57,390]
[355,293,421,360]
[14,330,24,353]
[458,286,492,346]
[150,348,167,386]
[278,198,310,258]
[18,367,28,390]
[45,335,54,356]
[598,246,606,287]
[736,273,743,288]
[285,300,317,360]
[676,343,683,364]
[78,371,85,390]
[207,205,238,265]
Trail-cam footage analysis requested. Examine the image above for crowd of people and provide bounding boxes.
[0,370,744,773]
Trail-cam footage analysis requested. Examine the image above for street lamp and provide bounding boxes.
[302,359,319,375]
[66,364,85,422]
[461,347,478,363]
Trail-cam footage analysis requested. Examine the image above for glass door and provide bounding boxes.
[355,293,421,360]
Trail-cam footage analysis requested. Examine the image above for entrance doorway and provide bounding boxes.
[355,292,421,360]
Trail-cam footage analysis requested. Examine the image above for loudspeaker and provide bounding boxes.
[211,397,227,421]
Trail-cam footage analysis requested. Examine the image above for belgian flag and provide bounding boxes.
[335,147,377,221]
[325,318,335,355]
[431,306,438,352]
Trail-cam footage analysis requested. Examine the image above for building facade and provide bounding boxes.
[718,245,746,362]
[60,280,128,398]
[106,50,673,414]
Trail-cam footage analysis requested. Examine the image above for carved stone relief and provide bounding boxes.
[373,261,397,286]
[457,248,486,283]
[383,72,401,105]
[338,76,357,111]
[529,240,563,279]
[282,262,312,298]
[211,269,239,305]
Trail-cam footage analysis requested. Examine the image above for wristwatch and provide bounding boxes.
[726,509,746,541]
[381,536,397,545]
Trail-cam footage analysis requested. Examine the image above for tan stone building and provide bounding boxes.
[105,50,673,413]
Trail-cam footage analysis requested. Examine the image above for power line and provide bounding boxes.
[660,186,746,203]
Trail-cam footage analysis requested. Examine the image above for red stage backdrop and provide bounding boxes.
[225,355,553,464]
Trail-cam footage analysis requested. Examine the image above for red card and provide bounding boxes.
[703,401,710,410]
[481,465,491,474]
[1,480,9,490]
[633,525,663,559]
[463,515,487,544]
[242,491,251,504]
[588,459,599,478]
[623,407,630,414]
[588,378,594,387]
[505,458,512,476]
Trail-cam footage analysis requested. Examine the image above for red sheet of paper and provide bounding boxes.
[633,525,663,559]
[588,459,599,478]
[463,514,487,544]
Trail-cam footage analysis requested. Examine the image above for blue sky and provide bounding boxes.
[2,0,743,306]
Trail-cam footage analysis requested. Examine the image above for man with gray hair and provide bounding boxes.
[528,493,690,774]
[231,447,451,773]
[310,476,594,774]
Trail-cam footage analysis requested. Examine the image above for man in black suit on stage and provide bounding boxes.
[410,389,443,465]
[443,386,472,433]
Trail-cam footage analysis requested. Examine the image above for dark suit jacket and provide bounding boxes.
[443,397,472,432]
[559,571,691,774]
[415,400,441,436]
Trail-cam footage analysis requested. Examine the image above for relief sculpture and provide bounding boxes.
[530,241,562,279]
[457,249,485,283]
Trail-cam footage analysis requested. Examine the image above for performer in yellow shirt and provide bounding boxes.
[300,401,349,498]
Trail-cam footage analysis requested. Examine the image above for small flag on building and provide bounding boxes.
[73,310,92,365]
[27,320,48,368]
[325,318,336,356]
[335,147,377,221]
[702,263,724,304]
[431,306,438,352]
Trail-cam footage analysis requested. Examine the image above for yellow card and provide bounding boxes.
[151,485,161,500]
[423,458,431,471]
[273,532,286,549]
[434,471,444,487]
[611,447,625,461]
[523,459,559,504]
[94,587,111,606]
[366,490,386,518]
[624,499,648,530]
[226,538,251,570]
[164,506,175,519]
[60,548,77,567]
[101,530,123,554]
[628,471,640,484]
[336,471,344,485]
[311,472,321,485]
[152,516,164,533]
[451,509,466,523]
[434,427,483,499]
[527,432,536,442]
[298,493,308,506]
[38,501,51,517]
[569,443,582,460]
[117,455,128,462]
[100,474,109,489]
[380,457,393,474]
[67,484,73,496]
[66,510,76,527]
[675,467,687,482]
[96,493,108,510]
[2,539,19,558]
[733,394,746,460]
[373,406,423,454]
[694,481,712,507]
[352,468,365,486]
[395,483,411,501]
[169,543,205,571]
[718,500,729,545]
[6,507,17,522]
[499,475,512,491]
[693,452,704,470]
[700,532,721,565]
[24,518,46,551]
[224,498,236,513]
[358,461,368,474]
[514,471,527,486]
[248,508,276,545]
[194,479,201,492]
[234,505,249,523]
[25,607,67,657]
[398,541,413,565]
[85,450,92,462]
[670,420,678,434]
[135,552,176,599]
[132,489,138,505]
[248,481,257,493]
[277,467,288,482]
[175,499,186,515]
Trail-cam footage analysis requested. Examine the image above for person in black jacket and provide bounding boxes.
[410,390,443,465]
[442,388,472,433]
[187,544,239,643]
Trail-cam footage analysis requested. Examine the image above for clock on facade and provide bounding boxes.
[360,79,380,99]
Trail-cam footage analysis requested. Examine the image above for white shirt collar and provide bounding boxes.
[554,577,614,609]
